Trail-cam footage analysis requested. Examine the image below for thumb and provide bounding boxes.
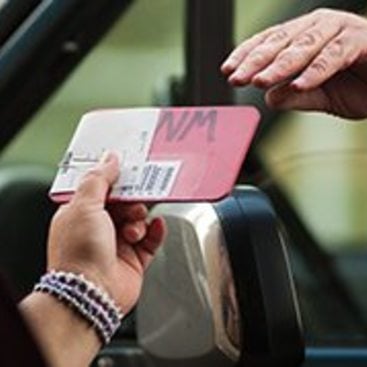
[71,151,120,207]
[265,82,330,113]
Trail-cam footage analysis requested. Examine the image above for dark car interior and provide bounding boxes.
[1,0,367,366]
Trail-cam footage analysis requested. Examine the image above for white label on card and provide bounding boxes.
[50,109,160,195]
[115,160,181,198]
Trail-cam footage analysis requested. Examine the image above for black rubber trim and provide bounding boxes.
[214,186,304,367]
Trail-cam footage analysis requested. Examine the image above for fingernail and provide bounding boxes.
[291,77,307,90]
[254,70,269,80]
[252,74,271,88]
[229,72,249,86]
[100,151,113,164]
[100,150,121,165]
[221,61,234,73]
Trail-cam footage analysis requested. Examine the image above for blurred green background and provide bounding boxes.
[2,0,367,252]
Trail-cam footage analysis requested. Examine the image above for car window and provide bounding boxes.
[1,0,367,355]
[0,0,185,167]
[233,0,367,348]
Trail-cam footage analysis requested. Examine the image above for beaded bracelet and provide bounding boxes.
[33,271,124,345]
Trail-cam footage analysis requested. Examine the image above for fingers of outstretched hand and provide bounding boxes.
[221,29,273,76]
[252,22,342,88]
[71,151,119,208]
[223,9,367,88]
[223,13,317,84]
[291,31,360,90]
[225,29,294,85]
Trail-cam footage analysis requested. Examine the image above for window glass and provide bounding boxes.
[1,0,184,167]
[233,0,367,253]
[234,0,293,42]
[0,1,8,10]
[261,112,367,252]
[234,1,367,344]
[2,0,367,344]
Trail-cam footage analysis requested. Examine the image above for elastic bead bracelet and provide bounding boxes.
[33,271,124,345]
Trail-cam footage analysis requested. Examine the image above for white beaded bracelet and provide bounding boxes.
[33,271,124,345]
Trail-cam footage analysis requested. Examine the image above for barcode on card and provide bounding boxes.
[120,160,181,198]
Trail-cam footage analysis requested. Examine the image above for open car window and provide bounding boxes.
[0,1,367,366]
[0,0,184,167]
[232,0,367,350]
[0,0,133,154]
[258,111,367,347]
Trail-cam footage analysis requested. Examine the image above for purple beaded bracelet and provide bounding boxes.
[33,271,123,345]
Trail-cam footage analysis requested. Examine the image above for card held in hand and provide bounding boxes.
[50,106,260,202]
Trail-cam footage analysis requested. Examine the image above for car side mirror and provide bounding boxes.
[137,186,304,367]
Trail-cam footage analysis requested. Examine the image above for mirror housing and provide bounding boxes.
[137,186,304,367]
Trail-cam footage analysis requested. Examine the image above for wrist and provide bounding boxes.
[33,270,123,345]
[47,261,116,303]
[20,292,102,367]
[47,261,141,314]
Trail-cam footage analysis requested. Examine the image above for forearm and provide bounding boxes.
[18,152,165,366]
[19,292,101,367]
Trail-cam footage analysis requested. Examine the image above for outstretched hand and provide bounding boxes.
[222,8,367,119]
[47,152,165,313]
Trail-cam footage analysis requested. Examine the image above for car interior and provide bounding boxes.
[1,0,367,366]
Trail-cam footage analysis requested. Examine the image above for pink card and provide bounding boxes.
[50,106,260,202]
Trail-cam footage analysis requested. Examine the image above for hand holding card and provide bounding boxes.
[50,106,260,202]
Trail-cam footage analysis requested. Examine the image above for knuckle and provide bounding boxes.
[67,201,88,219]
[247,51,269,67]
[274,51,298,70]
[310,57,329,74]
[293,29,323,47]
[266,24,280,34]
[76,168,107,193]
[228,49,243,62]
[325,37,345,58]
[51,204,74,226]
[82,168,103,183]
[312,7,333,18]
[343,11,364,27]
[271,67,289,80]
[277,51,295,64]
[266,28,289,43]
